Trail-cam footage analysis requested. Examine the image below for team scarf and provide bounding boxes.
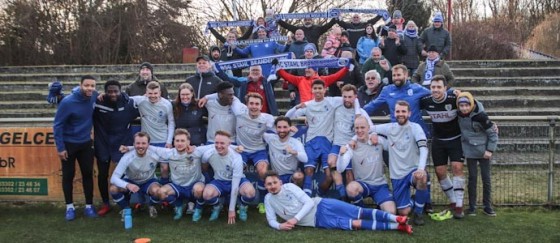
[215,53,291,71]
[205,20,254,34]
[268,58,350,81]
[329,8,391,21]
[233,36,289,46]
[404,28,418,38]
[423,56,440,86]
[275,12,337,20]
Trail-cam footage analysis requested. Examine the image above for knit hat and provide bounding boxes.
[457,97,470,105]
[433,11,444,23]
[427,45,439,52]
[393,10,402,19]
[210,46,220,53]
[303,43,317,54]
[139,62,154,73]
[341,31,349,37]
[457,92,476,114]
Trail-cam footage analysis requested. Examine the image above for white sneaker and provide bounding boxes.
[186,202,195,215]
[149,206,158,218]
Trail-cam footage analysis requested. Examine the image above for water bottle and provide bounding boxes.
[124,208,132,230]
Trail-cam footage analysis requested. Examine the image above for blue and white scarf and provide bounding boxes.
[205,20,254,34]
[233,36,288,46]
[423,56,440,86]
[275,12,336,20]
[216,53,291,71]
[404,29,418,38]
[329,8,390,20]
[268,58,350,81]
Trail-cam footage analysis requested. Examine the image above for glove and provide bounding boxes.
[271,58,279,65]
[47,81,63,104]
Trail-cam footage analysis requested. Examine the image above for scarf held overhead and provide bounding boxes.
[216,53,291,71]
[205,20,254,33]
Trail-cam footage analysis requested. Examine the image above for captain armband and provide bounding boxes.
[417,140,427,148]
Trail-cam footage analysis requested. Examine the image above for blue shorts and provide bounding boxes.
[315,198,361,230]
[241,150,269,167]
[304,136,332,169]
[208,178,251,197]
[279,174,293,184]
[124,178,159,195]
[169,182,203,201]
[391,170,430,210]
[151,143,166,147]
[328,145,352,170]
[357,181,394,205]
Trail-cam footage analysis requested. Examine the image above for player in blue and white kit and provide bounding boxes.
[198,82,237,143]
[263,171,412,234]
[329,84,373,199]
[337,116,397,214]
[263,116,307,186]
[129,81,174,185]
[374,101,429,226]
[202,130,256,224]
[109,132,164,219]
[202,92,275,213]
[285,80,360,196]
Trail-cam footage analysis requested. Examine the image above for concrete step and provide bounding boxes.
[448,60,560,68]
[453,76,560,87]
[0,64,197,74]
[0,71,194,82]
[276,107,560,117]
[451,67,560,77]
[457,86,560,96]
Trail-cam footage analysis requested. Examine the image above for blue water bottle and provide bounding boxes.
[124,208,132,230]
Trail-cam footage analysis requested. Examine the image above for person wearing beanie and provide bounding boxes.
[125,62,169,98]
[456,92,498,217]
[412,45,455,88]
[420,11,451,59]
[288,42,325,106]
[334,31,354,57]
[337,13,384,49]
[379,27,407,67]
[379,9,405,37]
[401,20,423,75]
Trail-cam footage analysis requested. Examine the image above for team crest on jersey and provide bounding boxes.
[192,110,197,115]
[324,105,329,111]
[158,111,164,117]
[225,165,231,172]
[407,89,413,96]
[187,156,194,165]
[445,104,452,111]
[282,149,287,155]
[150,162,155,168]
[258,123,263,129]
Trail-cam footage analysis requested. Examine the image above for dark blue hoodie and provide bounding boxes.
[53,87,97,152]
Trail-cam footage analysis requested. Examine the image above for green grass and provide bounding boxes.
[1,203,559,243]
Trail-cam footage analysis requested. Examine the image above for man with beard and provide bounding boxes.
[285,80,360,196]
[374,101,429,226]
[126,62,169,98]
[277,17,338,48]
[53,75,99,221]
[93,80,139,216]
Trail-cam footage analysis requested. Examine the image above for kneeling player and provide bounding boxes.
[337,116,397,214]
[264,170,412,234]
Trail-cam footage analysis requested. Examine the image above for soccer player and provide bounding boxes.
[130,81,174,183]
[198,82,237,143]
[201,92,275,213]
[328,84,372,199]
[337,116,397,214]
[419,75,465,219]
[202,131,256,224]
[93,80,139,216]
[53,75,98,220]
[373,101,430,225]
[263,170,412,234]
[285,80,360,196]
[263,116,307,186]
[109,132,164,218]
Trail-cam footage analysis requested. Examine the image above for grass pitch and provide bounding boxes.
[1,202,559,243]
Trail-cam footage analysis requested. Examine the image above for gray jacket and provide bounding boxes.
[420,26,452,59]
[458,101,498,158]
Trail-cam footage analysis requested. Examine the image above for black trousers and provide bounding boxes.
[61,141,94,205]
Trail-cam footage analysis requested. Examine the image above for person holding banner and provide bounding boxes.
[274,58,350,103]
[379,10,405,37]
[234,26,288,77]
[277,16,337,48]
[338,13,384,49]
[53,75,99,221]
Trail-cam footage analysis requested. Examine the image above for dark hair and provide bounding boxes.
[396,100,410,111]
[364,23,378,41]
[274,116,292,126]
[104,80,121,91]
[81,75,96,84]
[431,75,448,86]
[341,84,357,94]
[216,81,234,92]
[147,81,160,90]
[174,83,198,118]
[312,79,325,87]
[134,131,151,143]
[264,170,280,180]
